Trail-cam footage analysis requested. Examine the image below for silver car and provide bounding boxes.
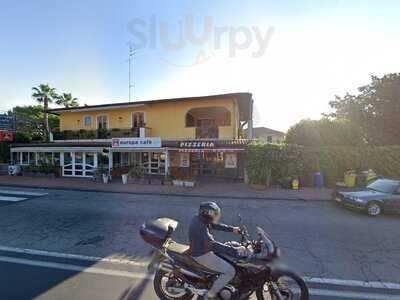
[334,179,400,216]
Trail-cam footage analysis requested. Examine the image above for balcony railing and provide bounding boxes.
[53,128,150,141]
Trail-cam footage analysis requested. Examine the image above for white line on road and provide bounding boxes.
[0,189,47,196]
[310,288,400,300]
[305,276,400,291]
[0,255,153,280]
[0,255,399,300]
[0,245,148,267]
[1,245,400,293]
[0,196,27,202]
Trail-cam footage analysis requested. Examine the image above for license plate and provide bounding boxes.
[335,197,342,202]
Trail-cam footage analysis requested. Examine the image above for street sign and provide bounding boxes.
[0,114,15,131]
[0,131,14,142]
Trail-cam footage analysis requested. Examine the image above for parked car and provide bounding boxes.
[333,178,400,216]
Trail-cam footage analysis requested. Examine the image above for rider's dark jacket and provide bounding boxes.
[188,215,238,257]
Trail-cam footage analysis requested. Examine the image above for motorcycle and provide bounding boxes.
[140,216,309,300]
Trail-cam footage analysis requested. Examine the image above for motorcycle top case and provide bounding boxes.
[140,218,179,248]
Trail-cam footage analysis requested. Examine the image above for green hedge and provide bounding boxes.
[246,143,400,186]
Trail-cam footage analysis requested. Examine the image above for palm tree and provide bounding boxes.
[32,84,58,139]
[55,93,79,108]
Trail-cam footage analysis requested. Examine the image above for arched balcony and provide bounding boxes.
[185,107,231,139]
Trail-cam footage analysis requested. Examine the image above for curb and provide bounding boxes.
[0,183,331,202]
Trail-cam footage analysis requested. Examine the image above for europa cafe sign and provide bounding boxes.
[0,131,14,142]
[111,137,161,148]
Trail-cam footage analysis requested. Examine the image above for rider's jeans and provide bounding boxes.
[194,252,235,297]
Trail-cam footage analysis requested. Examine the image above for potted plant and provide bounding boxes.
[121,173,128,184]
[172,178,184,187]
[128,164,147,184]
[95,165,109,183]
[183,176,196,188]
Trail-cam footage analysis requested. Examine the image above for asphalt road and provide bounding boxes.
[0,186,399,299]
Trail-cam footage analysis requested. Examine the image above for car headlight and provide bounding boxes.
[354,197,365,203]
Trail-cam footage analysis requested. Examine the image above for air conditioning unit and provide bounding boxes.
[8,165,21,176]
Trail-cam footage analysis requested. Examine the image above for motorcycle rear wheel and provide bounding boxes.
[154,269,194,300]
[256,270,309,300]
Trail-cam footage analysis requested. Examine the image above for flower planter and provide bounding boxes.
[172,180,184,187]
[163,180,173,186]
[121,174,128,184]
[250,183,267,191]
[102,174,109,184]
[183,181,195,188]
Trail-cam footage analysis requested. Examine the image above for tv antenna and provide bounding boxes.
[128,45,137,102]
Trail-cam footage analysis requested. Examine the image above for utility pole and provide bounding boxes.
[128,45,136,102]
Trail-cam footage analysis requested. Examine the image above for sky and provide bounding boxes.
[1,0,400,131]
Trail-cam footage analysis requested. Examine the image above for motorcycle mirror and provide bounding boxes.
[238,214,243,223]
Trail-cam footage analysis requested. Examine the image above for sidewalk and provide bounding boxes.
[0,175,333,201]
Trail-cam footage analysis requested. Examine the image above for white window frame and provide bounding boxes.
[131,111,146,128]
[96,114,109,130]
[84,115,92,127]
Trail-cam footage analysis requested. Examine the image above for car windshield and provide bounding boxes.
[367,179,399,194]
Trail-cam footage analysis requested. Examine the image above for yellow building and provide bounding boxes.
[11,93,253,181]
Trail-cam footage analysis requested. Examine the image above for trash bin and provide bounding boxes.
[344,171,357,188]
[313,172,324,188]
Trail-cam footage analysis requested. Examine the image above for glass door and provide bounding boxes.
[62,152,97,177]
[63,152,73,176]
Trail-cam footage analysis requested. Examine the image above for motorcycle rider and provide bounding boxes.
[189,201,247,299]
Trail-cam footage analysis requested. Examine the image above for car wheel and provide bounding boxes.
[367,202,382,216]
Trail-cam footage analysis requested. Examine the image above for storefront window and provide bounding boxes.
[37,152,45,164]
[141,152,165,175]
[44,152,53,163]
[29,152,36,165]
[12,152,19,164]
[54,153,60,166]
[22,152,29,165]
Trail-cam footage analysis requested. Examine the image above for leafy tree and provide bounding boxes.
[285,118,364,146]
[10,105,59,141]
[32,84,58,139]
[328,73,400,145]
[55,93,79,108]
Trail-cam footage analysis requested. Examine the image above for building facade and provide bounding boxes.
[10,93,254,180]
[250,127,285,144]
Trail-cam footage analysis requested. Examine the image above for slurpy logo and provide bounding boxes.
[127,15,274,67]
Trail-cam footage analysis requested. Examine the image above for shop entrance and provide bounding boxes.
[191,152,224,176]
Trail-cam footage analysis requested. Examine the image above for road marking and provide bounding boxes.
[305,276,400,290]
[0,245,148,267]
[0,189,47,197]
[1,245,400,292]
[0,255,153,280]
[310,288,400,300]
[0,196,27,202]
[0,253,399,300]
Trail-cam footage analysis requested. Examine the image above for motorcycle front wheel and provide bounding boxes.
[256,270,309,300]
[153,269,194,300]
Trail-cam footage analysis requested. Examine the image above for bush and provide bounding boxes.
[246,143,400,187]
[0,142,10,163]
[15,131,32,143]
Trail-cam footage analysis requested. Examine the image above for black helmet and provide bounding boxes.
[199,202,221,221]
